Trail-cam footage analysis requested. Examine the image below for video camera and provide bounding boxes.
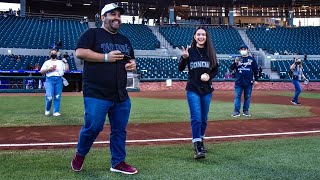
[295,58,302,65]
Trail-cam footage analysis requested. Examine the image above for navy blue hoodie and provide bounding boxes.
[178,47,218,94]
[230,56,258,86]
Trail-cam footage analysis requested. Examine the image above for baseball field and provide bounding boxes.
[0,90,319,179]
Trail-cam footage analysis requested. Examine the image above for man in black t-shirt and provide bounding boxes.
[71,3,138,175]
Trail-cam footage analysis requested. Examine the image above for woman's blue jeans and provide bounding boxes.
[44,76,63,113]
[186,91,212,143]
[292,79,302,102]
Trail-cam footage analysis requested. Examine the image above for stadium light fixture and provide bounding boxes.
[149,7,156,10]
[83,3,91,6]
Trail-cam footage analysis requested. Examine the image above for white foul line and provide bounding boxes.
[1,130,320,148]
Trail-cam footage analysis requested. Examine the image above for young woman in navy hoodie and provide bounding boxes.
[179,26,218,159]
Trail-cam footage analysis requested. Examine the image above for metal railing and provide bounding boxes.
[0,76,45,93]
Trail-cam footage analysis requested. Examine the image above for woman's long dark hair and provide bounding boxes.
[190,26,218,70]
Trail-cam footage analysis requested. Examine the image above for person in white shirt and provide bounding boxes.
[40,49,69,116]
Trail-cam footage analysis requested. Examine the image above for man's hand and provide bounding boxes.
[235,57,242,65]
[125,60,136,71]
[253,81,258,87]
[107,50,125,62]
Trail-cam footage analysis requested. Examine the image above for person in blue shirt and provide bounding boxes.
[290,58,307,105]
[230,45,258,117]
[179,26,218,159]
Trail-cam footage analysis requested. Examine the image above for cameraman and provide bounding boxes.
[290,58,307,105]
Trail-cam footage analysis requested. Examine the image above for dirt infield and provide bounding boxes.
[0,90,320,150]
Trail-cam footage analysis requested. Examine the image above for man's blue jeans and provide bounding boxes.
[292,79,302,102]
[44,76,63,113]
[234,84,252,112]
[77,97,131,168]
[186,91,212,143]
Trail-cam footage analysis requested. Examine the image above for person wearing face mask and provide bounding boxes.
[71,3,137,175]
[179,26,218,159]
[290,58,307,105]
[230,45,259,117]
[40,49,69,116]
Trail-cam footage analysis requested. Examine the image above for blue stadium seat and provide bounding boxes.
[271,60,320,80]
[95,22,160,50]
[0,16,88,50]
[246,27,320,55]
[159,26,244,54]
[0,55,77,71]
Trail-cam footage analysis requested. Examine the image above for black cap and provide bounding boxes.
[240,45,248,49]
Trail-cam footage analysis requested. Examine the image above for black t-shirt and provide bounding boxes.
[76,28,134,102]
[178,47,218,95]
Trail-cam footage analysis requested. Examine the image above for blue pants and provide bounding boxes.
[186,91,212,143]
[77,97,131,168]
[44,76,63,113]
[234,84,252,112]
[292,79,302,102]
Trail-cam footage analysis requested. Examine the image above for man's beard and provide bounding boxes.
[105,20,120,32]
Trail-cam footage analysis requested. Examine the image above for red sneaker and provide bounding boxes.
[110,162,138,175]
[71,152,85,172]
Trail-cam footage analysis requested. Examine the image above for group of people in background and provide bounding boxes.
[0,8,20,17]
[9,54,22,63]
[29,2,309,176]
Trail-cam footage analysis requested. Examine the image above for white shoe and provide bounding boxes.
[45,111,50,116]
[53,112,61,116]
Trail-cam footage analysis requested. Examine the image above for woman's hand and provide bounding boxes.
[200,73,210,82]
[181,45,190,59]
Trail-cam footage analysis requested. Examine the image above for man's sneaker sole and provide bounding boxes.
[243,113,251,117]
[110,167,138,175]
[53,112,61,116]
[291,101,301,105]
[231,114,240,117]
[71,161,83,172]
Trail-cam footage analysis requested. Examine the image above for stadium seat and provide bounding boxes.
[246,27,320,55]
[0,16,88,50]
[159,26,244,54]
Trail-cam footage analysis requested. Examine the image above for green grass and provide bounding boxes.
[271,92,320,99]
[0,136,319,180]
[0,96,313,127]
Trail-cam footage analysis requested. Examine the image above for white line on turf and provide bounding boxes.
[0,130,320,147]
